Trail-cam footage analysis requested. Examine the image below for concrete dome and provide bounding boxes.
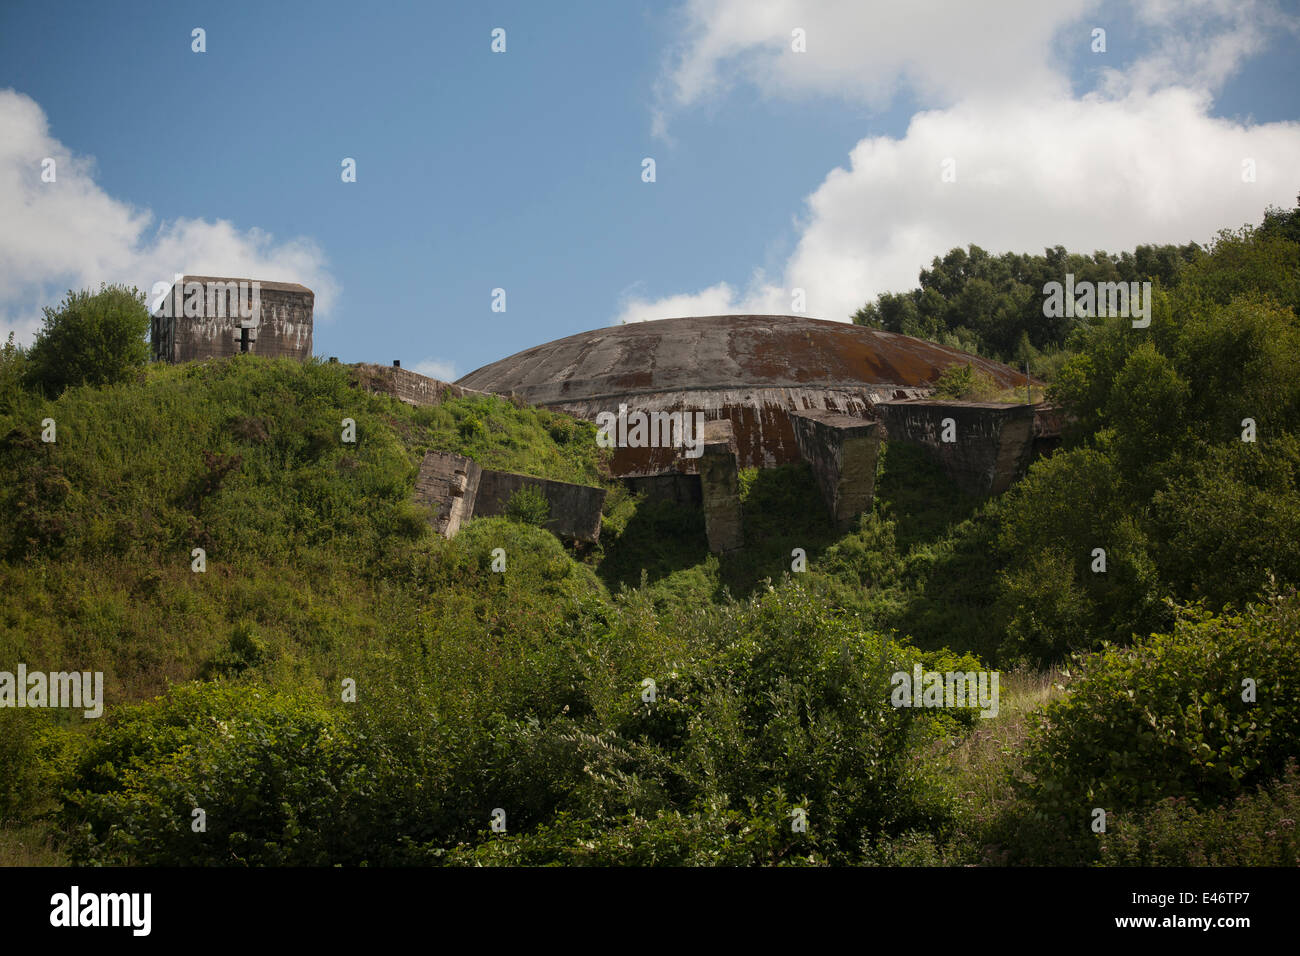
[457,315,1030,477]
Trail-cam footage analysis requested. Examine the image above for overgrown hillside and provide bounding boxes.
[2,201,1298,867]
[0,358,607,704]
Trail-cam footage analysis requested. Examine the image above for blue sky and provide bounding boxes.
[2,0,1298,379]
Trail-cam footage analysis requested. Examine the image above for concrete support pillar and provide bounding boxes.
[697,419,744,553]
[790,410,881,529]
[415,450,482,538]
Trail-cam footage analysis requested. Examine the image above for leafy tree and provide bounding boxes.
[24,284,150,395]
[1102,341,1191,488]
[995,205,1300,658]
[0,332,28,415]
[853,239,1201,360]
[994,446,1164,661]
[1176,226,1300,316]
[1152,439,1300,606]
[1255,192,1300,251]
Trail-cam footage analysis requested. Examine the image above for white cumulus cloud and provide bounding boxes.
[616,277,784,324]
[653,0,1092,135]
[777,88,1300,322]
[626,1,1300,325]
[0,89,338,346]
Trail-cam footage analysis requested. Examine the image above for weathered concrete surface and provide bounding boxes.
[624,473,703,507]
[566,388,914,478]
[415,450,482,538]
[875,400,1038,496]
[350,363,489,407]
[790,410,881,528]
[695,419,743,553]
[151,276,313,363]
[1034,404,1065,440]
[474,470,606,543]
[415,450,606,543]
[455,315,1031,477]
[1032,402,1067,458]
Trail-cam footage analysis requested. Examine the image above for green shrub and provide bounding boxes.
[1152,437,1300,607]
[995,446,1166,661]
[862,829,958,866]
[0,711,85,824]
[933,362,999,400]
[63,682,363,865]
[458,415,487,441]
[998,548,1094,665]
[504,484,551,526]
[204,621,271,676]
[1020,592,1300,834]
[0,333,29,416]
[443,798,820,867]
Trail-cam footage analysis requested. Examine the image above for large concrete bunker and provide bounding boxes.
[456,315,1055,543]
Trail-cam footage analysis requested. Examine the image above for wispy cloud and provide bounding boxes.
[412,357,458,381]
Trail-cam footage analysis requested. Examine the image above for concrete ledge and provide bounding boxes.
[790,410,881,528]
[874,400,1037,496]
[351,363,489,407]
[473,470,606,543]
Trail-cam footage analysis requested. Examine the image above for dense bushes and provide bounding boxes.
[1020,591,1300,829]
[63,683,360,865]
[0,711,84,825]
[1152,437,1300,606]
[443,803,813,866]
[54,583,964,865]
[995,447,1164,663]
[380,581,962,864]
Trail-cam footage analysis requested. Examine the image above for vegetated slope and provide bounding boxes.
[4,201,1300,866]
[0,354,991,864]
[0,356,610,706]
